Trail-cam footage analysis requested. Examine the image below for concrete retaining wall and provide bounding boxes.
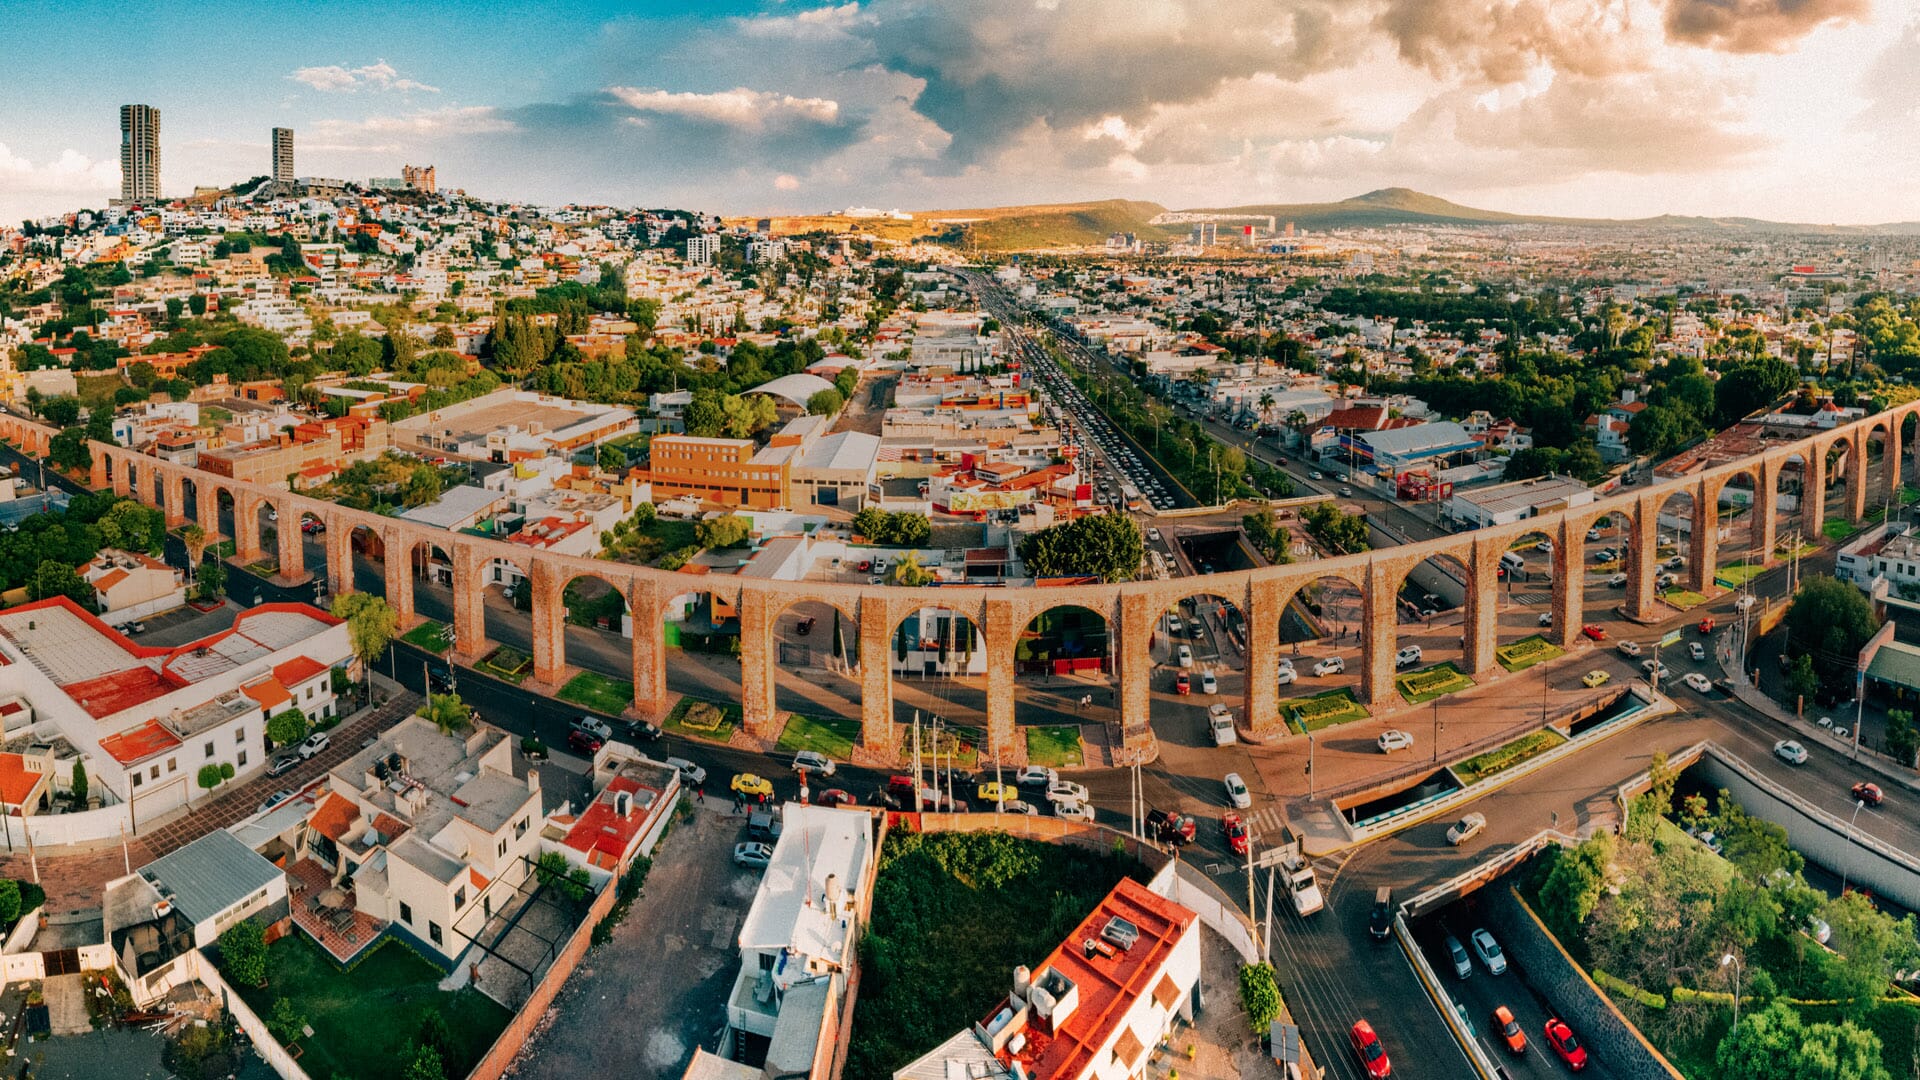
[1482,887,1683,1080]
[1696,744,1920,911]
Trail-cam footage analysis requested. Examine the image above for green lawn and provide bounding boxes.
[558,670,634,715]
[1025,725,1084,768]
[235,935,508,1080]
[1714,562,1767,587]
[1451,729,1567,786]
[400,620,454,654]
[478,645,532,684]
[1659,587,1710,609]
[777,714,861,760]
[1279,688,1370,733]
[1395,661,1475,705]
[1824,517,1862,542]
[664,696,738,742]
[909,725,981,772]
[1495,635,1564,673]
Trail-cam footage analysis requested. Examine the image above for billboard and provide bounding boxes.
[946,488,1032,513]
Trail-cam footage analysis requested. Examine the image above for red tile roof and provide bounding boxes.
[65,667,185,719]
[272,656,329,688]
[241,677,292,712]
[309,793,359,842]
[0,754,45,807]
[563,776,659,864]
[99,719,182,765]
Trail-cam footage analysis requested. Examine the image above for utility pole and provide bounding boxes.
[1245,836,1260,956]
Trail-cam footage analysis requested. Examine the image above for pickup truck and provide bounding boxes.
[1279,852,1325,916]
[1208,705,1237,746]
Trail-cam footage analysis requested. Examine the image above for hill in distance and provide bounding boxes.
[917,199,1177,250]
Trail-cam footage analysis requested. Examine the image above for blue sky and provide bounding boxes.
[3,0,1915,224]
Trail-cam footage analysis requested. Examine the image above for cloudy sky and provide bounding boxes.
[2,0,1914,224]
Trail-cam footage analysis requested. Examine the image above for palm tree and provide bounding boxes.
[181,525,208,587]
[1258,391,1276,421]
[889,552,935,587]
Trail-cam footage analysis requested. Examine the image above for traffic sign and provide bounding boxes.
[1660,629,1682,648]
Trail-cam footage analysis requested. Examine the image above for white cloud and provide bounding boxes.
[290,60,439,94]
[0,142,120,222]
[774,173,802,190]
[605,86,841,128]
[314,106,515,140]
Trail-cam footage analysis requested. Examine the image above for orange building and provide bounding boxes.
[647,434,791,509]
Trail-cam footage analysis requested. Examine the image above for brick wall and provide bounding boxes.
[465,873,621,1080]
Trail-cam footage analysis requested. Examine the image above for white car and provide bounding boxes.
[1395,645,1423,668]
[1148,527,1162,542]
[297,731,331,759]
[1053,801,1095,823]
[1470,928,1508,975]
[1683,672,1713,693]
[1199,670,1218,695]
[1014,766,1058,788]
[1538,612,1553,626]
[1377,729,1414,754]
[1176,645,1194,668]
[1534,541,1552,553]
[1447,812,1488,846]
[1586,528,1602,541]
[1689,642,1707,661]
[1774,740,1808,765]
[1046,780,1091,804]
[1735,594,1758,611]
[1642,659,1669,679]
[1276,659,1298,686]
[1224,772,1252,809]
[1617,640,1643,657]
[1209,704,1238,746]
[1313,656,1345,677]
[1608,573,1630,587]
[791,750,836,777]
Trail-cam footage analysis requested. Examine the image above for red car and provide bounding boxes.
[1223,813,1249,856]
[816,789,856,808]
[1349,1019,1392,1078]
[1175,672,1191,695]
[1852,782,1884,807]
[566,729,603,754]
[1544,1018,1588,1070]
[1698,616,1715,634]
[1493,1006,1527,1054]
[1582,624,1607,642]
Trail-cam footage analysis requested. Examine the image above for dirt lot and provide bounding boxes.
[508,798,753,1078]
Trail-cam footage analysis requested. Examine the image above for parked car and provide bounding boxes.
[733,842,773,869]
[1447,813,1488,846]
[1313,656,1345,677]
[1014,766,1058,788]
[1349,1020,1392,1079]
[566,729,602,754]
[975,782,1016,806]
[257,789,295,813]
[1377,729,1414,754]
[1276,661,1298,686]
[1445,934,1472,979]
[297,731,331,759]
[1853,782,1884,806]
[620,720,663,743]
[1395,645,1423,668]
[1543,1018,1589,1070]
[267,754,301,777]
[791,750,837,777]
[815,789,856,808]
[1494,1006,1528,1054]
[1046,780,1091,805]
[1146,808,1196,845]
[1471,929,1508,974]
[1175,672,1191,695]
[665,757,707,786]
[1538,611,1553,626]
[747,809,783,842]
[1582,623,1607,641]
[1053,801,1095,823]
[1223,813,1249,855]
[572,715,613,741]
[1000,800,1039,816]
[1223,772,1252,809]
[731,773,775,798]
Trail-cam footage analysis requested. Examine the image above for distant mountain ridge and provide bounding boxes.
[909,188,1920,249]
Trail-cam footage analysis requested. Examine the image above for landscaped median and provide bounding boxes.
[1279,688,1369,734]
[1496,634,1564,673]
[477,645,532,684]
[1026,725,1085,768]
[400,619,455,654]
[1449,729,1566,786]
[1395,661,1475,705]
[663,696,738,743]
[777,714,861,761]
[557,670,634,715]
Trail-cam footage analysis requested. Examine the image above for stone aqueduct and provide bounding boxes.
[0,403,1913,761]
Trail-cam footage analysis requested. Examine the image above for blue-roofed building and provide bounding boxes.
[1344,421,1482,474]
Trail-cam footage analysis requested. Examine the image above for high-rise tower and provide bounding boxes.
[119,104,161,202]
[272,127,294,184]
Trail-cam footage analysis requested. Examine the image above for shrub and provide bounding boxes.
[217,920,267,987]
[1239,962,1284,1032]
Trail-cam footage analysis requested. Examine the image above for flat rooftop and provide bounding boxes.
[399,393,630,448]
[1452,474,1595,516]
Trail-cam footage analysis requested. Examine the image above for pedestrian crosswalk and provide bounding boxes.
[1511,592,1550,606]
[1241,806,1285,840]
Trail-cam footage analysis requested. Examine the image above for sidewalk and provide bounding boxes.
[1713,630,1920,793]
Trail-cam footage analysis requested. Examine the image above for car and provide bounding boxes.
[267,754,301,777]
[1224,772,1252,809]
[1617,640,1643,657]
[1593,548,1616,562]
[620,719,663,742]
[1689,641,1707,661]
[1176,644,1194,668]
[1446,813,1487,846]
[1608,573,1629,587]
[1586,528,1603,541]
[125,621,146,634]
[1276,662,1298,686]
[1543,1018,1589,1070]
[1656,573,1677,589]
[1538,611,1553,626]
[1853,782,1884,806]
[1349,1019,1392,1079]
[1195,668,1218,694]
[1223,813,1250,855]
[1209,704,1238,746]
[566,729,603,754]
[1735,593,1757,611]
[1167,615,1184,637]
[257,789,295,813]
[1377,729,1415,753]
[1817,715,1834,728]
[733,842,773,869]
[1774,738,1808,765]
[1339,487,1353,497]
[1582,624,1608,641]
[1395,645,1423,668]
[665,757,707,786]
[1014,766,1058,788]
[1471,928,1508,974]
[1368,887,1394,939]
[1311,471,1325,480]
[1494,1006,1528,1054]
[1534,540,1553,553]
[1642,659,1669,679]
[1046,780,1091,805]
[790,750,837,777]
[731,773,775,798]
[1313,656,1345,677]
[1000,800,1040,816]
[1147,527,1161,542]
[747,808,784,842]
[1575,672,1609,692]
[1053,801,1095,822]
[1175,672,1191,694]
[976,782,1016,806]
[1445,934,1473,979]
[1146,808,1197,845]
[1683,672,1713,693]
[297,732,330,759]
[815,789,856,808]
[1808,915,1832,944]
[795,616,815,636]
[572,715,613,741]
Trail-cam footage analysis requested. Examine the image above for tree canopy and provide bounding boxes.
[1018,513,1142,583]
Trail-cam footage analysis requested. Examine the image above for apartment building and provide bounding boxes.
[79,548,187,627]
[649,434,793,510]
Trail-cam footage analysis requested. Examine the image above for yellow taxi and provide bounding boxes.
[731,773,774,798]
[975,782,1015,806]
[1581,670,1611,689]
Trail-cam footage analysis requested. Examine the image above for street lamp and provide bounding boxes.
[1721,953,1743,1032]
[1840,797,1867,894]
[1431,697,1441,763]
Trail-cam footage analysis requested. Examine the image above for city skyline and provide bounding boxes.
[3,0,1916,226]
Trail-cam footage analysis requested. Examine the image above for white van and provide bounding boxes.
[1499,551,1526,573]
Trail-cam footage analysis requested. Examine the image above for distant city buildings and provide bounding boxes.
[119,104,161,202]
[686,233,719,267]
[401,163,436,194]
[271,126,294,183]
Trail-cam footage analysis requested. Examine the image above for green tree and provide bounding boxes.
[888,552,935,586]
[1238,962,1283,1032]
[695,514,752,549]
[47,428,92,472]
[597,444,625,473]
[682,388,726,437]
[38,396,81,428]
[197,556,227,600]
[188,293,207,316]
[1784,575,1880,697]
[807,388,845,416]
[217,919,268,986]
[402,1043,447,1080]
[0,880,21,928]
[1885,708,1917,767]
[68,760,87,805]
[196,762,234,793]
[1537,832,1613,934]
[1784,654,1821,706]
[1017,513,1143,583]
[331,593,399,705]
[28,560,91,605]
[423,693,471,735]
[1715,1003,1809,1080]
[98,500,163,553]
[265,709,307,748]
[1715,358,1800,426]
[267,997,307,1045]
[1822,890,1919,1017]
